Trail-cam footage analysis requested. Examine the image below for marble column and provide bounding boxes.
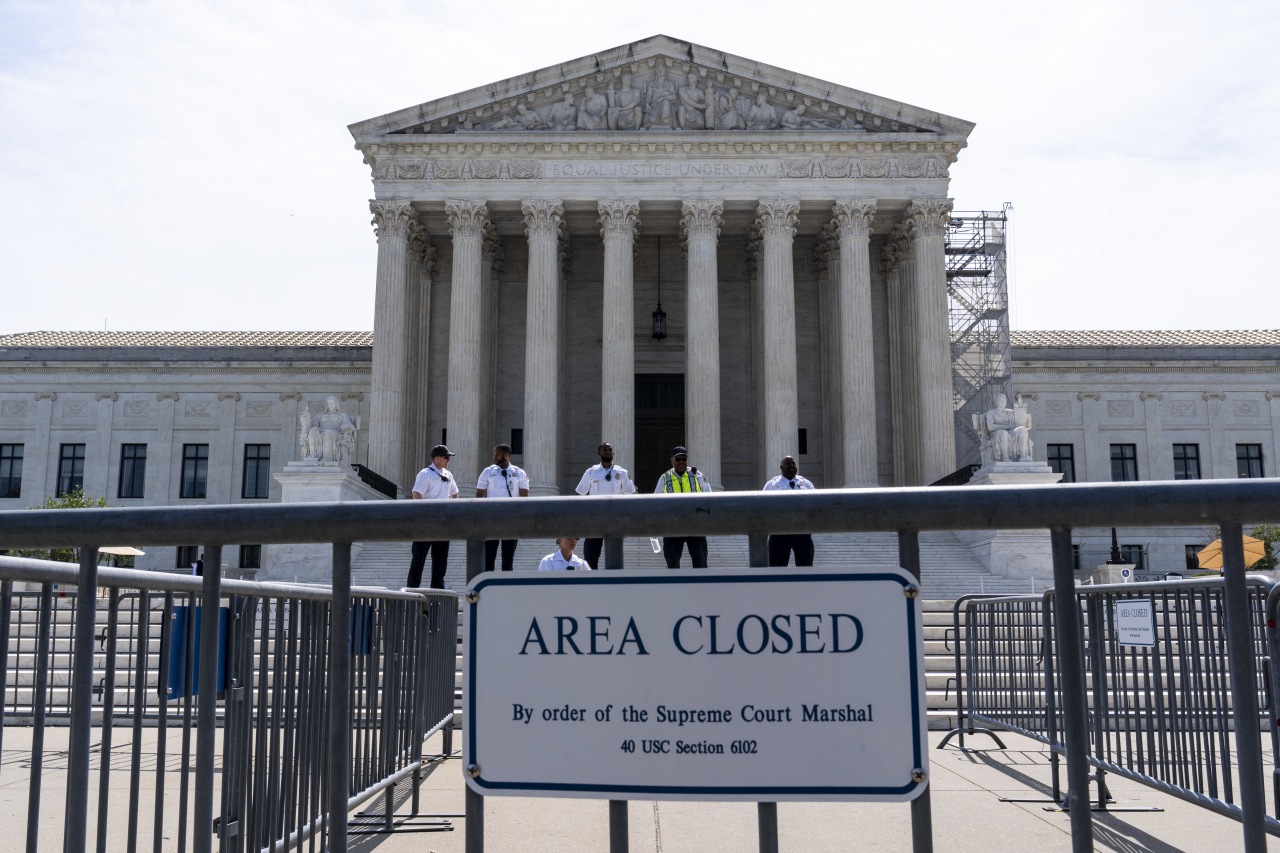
[413,247,435,478]
[445,199,490,492]
[480,224,502,461]
[682,200,725,489]
[1078,392,1105,482]
[522,199,565,496]
[1269,392,1280,480]
[91,393,115,500]
[883,229,914,485]
[368,199,415,491]
[906,199,956,485]
[815,225,843,487]
[404,236,435,483]
[1141,392,1167,481]
[756,199,801,473]
[150,393,177,503]
[832,200,880,488]
[599,200,640,474]
[27,393,56,503]
[1204,391,1233,478]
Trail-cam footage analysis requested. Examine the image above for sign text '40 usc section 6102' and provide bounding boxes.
[462,567,928,802]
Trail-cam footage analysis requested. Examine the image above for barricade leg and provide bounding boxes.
[466,540,484,852]
[1049,527,1093,852]
[757,802,778,853]
[610,800,629,852]
[329,542,353,853]
[1220,521,1267,852]
[63,546,100,853]
[194,545,222,853]
[899,530,933,853]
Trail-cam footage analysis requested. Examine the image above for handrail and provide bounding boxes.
[1,479,1278,548]
[0,555,448,603]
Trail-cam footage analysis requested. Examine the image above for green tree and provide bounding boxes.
[1251,524,1280,572]
[8,488,111,563]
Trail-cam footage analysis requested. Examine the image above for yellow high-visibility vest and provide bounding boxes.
[661,469,703,493]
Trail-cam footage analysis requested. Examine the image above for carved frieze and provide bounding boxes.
[63,400,90,417]
[1,400,26,417]
[1044,400,1072,417]
[1169,400,1197,417]
[185,401,212,417]
[1106,400,1135,418]
[369,155,949,183]
[389,62,927,136]
[1234,400,1261,417]
[247,401,273,417]
[123,400,150,417]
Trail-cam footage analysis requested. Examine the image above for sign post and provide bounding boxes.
[462,568,928,804]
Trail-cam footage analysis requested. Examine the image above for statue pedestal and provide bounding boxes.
[262,463,391,584]
[955,461,1064,581]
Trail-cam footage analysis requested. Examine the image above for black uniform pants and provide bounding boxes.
[485,539,518,572]
[664,536,709,569]
[768,534,815,567]
[408,540,450,589]
[583,538,604,570]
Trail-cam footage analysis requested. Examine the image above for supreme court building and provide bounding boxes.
[2,36,1278,581]
[355,35,969,496]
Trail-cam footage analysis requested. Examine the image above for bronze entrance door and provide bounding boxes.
[634,374,685,493]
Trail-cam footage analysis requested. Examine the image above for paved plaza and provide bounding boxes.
[1,727,1274,851]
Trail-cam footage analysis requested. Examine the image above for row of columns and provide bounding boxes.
[368,196,957,495]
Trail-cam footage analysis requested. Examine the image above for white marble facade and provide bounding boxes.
[358,35,969,496]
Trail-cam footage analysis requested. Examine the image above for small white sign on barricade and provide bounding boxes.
[1114,598,1156,647]
[462,568,928,802]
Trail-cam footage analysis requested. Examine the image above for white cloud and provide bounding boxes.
[1,0,1276,332]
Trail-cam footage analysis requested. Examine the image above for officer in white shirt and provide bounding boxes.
[574,442,636,569]
[538,537,591,571]
[653,446,712,568]
[763,455,816,567]
[475,443,530,572]
[407,445,459,589]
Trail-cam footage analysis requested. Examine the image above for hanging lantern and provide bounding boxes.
[652,300,667,340]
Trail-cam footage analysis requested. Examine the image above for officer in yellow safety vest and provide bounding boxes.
[653,446,711,569]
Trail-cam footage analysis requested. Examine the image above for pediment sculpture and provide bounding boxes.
[299,396,359,466]
[974,394,1033,466]
[400,66,901,136]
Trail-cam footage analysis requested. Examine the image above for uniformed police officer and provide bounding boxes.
[575,442,636,569]
[654,446,711,569]
[763,455,816,567]
[407,445,459,589]
[475,443,530,571]
[537,537,591,571]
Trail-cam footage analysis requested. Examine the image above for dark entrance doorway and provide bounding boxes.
[634,374,685,493]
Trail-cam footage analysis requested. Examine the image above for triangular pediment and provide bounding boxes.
[348,35,974,140]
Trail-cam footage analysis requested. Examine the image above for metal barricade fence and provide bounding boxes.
[0,555,458,853]
[949,577,1278,834]
[0,478,1277,853]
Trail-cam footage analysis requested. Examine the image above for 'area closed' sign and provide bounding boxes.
[462,568,928,801]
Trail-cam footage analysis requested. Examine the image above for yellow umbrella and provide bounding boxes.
[1196,535,1267,570]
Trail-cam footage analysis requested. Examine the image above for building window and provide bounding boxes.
[1110,444,1138,482]
[1237,444,1265,479]
[58,443,86,496]
[1172,444,1201,481]
[441,428,447,445]
[181,444,209,499]
[1072,544,1081,571]
[242,444,271,499]
[510,429,523,456]
[798,428,808,455]
[239,544,261,570]
[1185,545,1201,572]
[118,444,147,498]
[1121,544,1145,571]
[176,546,199,569]
[0,444,22,498]
[1047,444,1075,483]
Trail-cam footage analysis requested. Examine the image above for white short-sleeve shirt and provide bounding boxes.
[412,464,459,499]
[575,464,637,496]
[476,463,529,498]
[763,474,815,491]
[538,550,591,571]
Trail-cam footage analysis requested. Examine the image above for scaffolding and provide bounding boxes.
[947,206,1013,467]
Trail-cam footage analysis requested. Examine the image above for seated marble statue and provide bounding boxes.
[546,93,578,131]
[676,73,710,129]
[577,87,608,130]
[299,396,359,466]
[607,75,644,130]
[973,393,1033,466]
[643,67,677,128]
[747,93,778,130]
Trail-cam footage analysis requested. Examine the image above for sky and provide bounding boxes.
[1,0,1277,333]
